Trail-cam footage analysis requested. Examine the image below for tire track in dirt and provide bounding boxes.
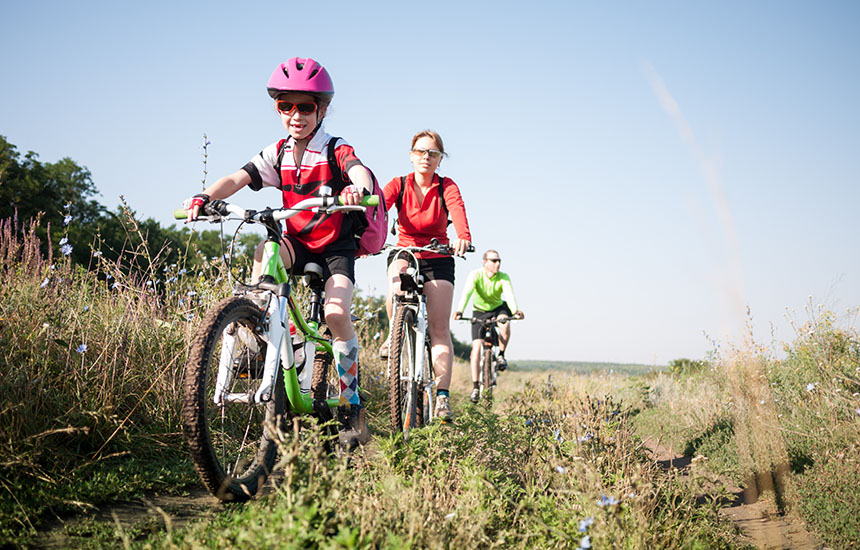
[641,437,822,550]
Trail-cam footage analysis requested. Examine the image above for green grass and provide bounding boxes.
[11,212,857,548]
[509,359,666,376]
[140,383,742,550]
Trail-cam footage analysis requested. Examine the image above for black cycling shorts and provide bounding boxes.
[471,303,513,342]
[283,234,355,283]
[387,251,455,285]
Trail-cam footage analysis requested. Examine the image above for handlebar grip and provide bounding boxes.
[337,195,379,207]
[174,209,188,220]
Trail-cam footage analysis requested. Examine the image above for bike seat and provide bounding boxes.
[303,262,324,285]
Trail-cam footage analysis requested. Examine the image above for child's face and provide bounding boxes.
[276,92,323,140]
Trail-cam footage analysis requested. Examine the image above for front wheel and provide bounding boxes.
[480,346,494,404]
[416,334,434,425]
[182,296,287,502]
[388,306,419,436]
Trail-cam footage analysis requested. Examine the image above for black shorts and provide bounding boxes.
[471,303,513,341]
[387,251,455,285]
[283,235,355,283]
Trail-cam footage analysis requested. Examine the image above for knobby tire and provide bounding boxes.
[182,296,288,502]
[388,306,419,435]
[481,346,494,404]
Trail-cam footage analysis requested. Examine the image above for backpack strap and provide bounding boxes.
[327,136,345,185]
[274,138,289,189]
[392,174,451,235]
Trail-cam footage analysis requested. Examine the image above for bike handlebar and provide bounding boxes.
[174,195,379,222]
[385,238,475,257]
[457,314,523,325]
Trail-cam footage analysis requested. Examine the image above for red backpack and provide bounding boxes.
[326,137,388,257]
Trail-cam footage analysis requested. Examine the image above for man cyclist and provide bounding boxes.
[453,249,524,403]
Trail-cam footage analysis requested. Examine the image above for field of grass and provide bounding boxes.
[508,359,666,376]
[1,214,858,548]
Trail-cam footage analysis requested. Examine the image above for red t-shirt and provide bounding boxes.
[243,131,364,253]
[382,172,471,259]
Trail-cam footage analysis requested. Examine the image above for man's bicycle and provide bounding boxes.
[174,194,377,502]
[386,240,472,437]
[460,314,522,403]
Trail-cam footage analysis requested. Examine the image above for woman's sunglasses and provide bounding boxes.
[276,101,318,116]
[411,148,443,159]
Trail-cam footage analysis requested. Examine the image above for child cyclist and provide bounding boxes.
[183,57,373,450]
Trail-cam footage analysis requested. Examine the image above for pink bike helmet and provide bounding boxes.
[266,57,334,102]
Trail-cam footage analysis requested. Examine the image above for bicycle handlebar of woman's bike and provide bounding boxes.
[173,195,380,222]
[384,238,475,258]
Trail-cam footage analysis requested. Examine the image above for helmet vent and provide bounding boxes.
[309,68,319,78]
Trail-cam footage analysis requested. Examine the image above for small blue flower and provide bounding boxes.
[40,278,50,288]
[92,250,102,257]
[806,382,815,392]
[187,290,197,296]
[525,418,534,426]
[60,243,73,256]
[578,535,591,549]
[59,237,68,246]
[597,494,619,507]
[64,203,72,209]
[63,215,73,226]
[76,343,87,353]
[554,465,567,474]
[178,268,187,276]
[186,313,195,321]
[111,282,119,290]
[554,429,565,443]
[82,305,89,312]
[578,516,594,532]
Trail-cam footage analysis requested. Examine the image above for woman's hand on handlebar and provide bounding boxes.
[452,238,472,257]
[514,311,525,320]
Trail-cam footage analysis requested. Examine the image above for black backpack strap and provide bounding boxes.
[437,175,449,215]
[327,136,345,185]
[274,138,289,189]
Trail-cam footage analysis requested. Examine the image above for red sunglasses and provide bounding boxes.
[276,101,318,116]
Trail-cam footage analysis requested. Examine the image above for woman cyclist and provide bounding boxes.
[183,57,374,451]
[381,130,472,421]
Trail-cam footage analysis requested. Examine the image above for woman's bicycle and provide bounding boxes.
[386,240,472,437]
[174,193,377,502]
[460,314,522,403]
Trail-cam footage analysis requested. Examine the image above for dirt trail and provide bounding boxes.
[35,487,222,549]
[641,438,822,550]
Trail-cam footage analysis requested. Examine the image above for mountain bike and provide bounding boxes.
[174,193,377,502]
[460,314,522,403]
[386,239,472,437]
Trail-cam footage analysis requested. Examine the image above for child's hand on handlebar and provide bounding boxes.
[339,184,364,206]
[514,311,525,320]
[453,311,463,320]
[183,193,210,222]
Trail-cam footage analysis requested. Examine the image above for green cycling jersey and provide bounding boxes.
[456,268,519,314]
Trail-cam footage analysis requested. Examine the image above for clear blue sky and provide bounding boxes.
[2,1,858,364]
